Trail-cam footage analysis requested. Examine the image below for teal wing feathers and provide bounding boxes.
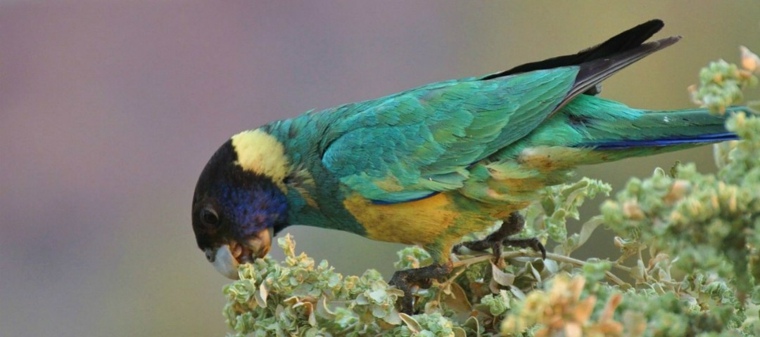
[317,19,679,203]
[321,69,578,203]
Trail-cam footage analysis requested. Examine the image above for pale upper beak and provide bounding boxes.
[205,227,273,279]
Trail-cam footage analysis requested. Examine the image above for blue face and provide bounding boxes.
[192,139,290,254]
[217,179,289,239]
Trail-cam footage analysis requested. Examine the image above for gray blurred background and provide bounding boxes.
[1,1,758,335]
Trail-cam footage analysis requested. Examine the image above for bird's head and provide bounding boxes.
[192,129,290,279]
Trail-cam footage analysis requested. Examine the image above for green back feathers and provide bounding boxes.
[318,69,577,203]
[259,20,684,205]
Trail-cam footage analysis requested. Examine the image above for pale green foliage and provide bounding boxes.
[689,59,757,114]
[525,177,611,256]
[223,236,407,336]
[394,246,433,271]
[220,52,760,336]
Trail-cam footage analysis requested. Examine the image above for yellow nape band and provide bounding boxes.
[231,129,290,191]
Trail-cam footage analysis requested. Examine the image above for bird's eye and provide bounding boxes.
[204,249,215,262]
[200,206,220,230]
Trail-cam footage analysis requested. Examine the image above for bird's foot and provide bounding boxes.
[389,261,453,314]
[453,212,546,261]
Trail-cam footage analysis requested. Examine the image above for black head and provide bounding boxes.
[192,132,290,279]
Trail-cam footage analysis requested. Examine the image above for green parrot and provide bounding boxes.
[191,19,745,312]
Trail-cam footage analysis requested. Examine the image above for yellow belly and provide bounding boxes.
[342,191,522,261]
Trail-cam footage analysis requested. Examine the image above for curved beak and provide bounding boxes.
[205,227,273,279]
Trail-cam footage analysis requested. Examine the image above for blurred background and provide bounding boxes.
[1,1,758,335]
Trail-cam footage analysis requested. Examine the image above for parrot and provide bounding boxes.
[191,19,745,313]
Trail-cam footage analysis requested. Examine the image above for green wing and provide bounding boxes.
[321,68,577,203]
[319,20,677,203]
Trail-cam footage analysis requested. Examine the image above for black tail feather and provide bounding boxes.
[563,35,680,108]
[482,19,667,80]
[483,19,680,119]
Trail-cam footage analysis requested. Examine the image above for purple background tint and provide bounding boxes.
[1,2,757,335]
